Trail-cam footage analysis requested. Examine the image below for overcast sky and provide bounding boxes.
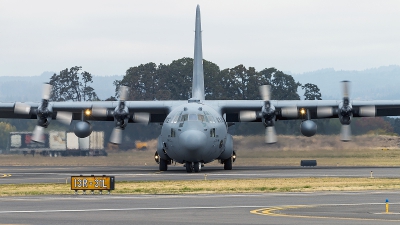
[1,0,399,77]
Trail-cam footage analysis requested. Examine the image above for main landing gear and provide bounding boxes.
[160,158,168,171]
[224,157,232,170]
[155,152,171,171]
[185,162,202,173]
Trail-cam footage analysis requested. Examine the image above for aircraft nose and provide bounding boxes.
[179,130,206,151]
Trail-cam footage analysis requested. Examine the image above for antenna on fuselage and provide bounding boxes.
[191,4,205,101]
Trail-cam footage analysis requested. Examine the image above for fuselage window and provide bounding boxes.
[170,128,176,137]
[210,128,216,137]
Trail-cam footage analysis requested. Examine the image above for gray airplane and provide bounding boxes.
[2,5,400,173]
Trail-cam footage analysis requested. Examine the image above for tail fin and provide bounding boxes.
[192,5,205,100]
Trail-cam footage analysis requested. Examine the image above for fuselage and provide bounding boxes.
[160,102,228,164]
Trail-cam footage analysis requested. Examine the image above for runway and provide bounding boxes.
[0,192,399,224]
[1,165,400,184]
[1,166,400,224]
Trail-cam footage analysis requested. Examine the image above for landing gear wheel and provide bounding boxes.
[194,162,201,173]
[224,157,232,170]
[185,162,193,173]
[159,159,168,171]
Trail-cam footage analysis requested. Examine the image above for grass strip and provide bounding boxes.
[1,177,400,196]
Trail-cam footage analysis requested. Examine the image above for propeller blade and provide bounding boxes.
[133,112,150,123]
[239,111,257,122]
[119,86,129,101]
[340,124,351,142]
[32,125,45,143]
[265,126,277,144]
[341,81,350,99]
[317,107,334,117]
[359,106,375,117]
[14,102,31,114]
[92,106,108,117]
[110,127,123,145]
[281,107,298,118]
[56,111,73,125]
[42,83,52,100]
[259,85,271,101]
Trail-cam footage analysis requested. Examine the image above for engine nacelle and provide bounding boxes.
[36,101,53,128]
[338,102,353,125]
[114,103,129,129]
[218,134,233,160]
[300,120,317,137]
[74,121,92,138]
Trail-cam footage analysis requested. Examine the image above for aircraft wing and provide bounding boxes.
[0,101,185,123]
[3,99,400,123]
[207,100,400,122]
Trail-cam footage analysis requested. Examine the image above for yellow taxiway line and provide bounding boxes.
[250,204,400,222]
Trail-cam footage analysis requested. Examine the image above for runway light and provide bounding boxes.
[386,199,389,213]
[300,108,306,115]
[85,109,92,116]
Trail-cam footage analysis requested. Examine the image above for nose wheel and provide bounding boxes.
[185,162,202,173]
[193,162,201,173]
[185,162,193,173]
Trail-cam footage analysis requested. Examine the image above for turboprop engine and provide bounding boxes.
[300,120,317,137]
[14,83,73,142]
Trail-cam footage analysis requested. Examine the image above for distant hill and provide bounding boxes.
[0,72,123,102]
[292,65,400,100]
[1,65,399,102]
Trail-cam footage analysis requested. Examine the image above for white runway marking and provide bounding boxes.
[0,205,265,214]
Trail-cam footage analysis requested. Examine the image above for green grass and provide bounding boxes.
[1,177,400,196]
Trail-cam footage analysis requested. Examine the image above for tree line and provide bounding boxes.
[114,57,322,101]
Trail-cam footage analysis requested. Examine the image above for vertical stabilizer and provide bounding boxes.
[192,5,205,100]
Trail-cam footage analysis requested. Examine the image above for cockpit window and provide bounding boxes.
[179,114,188,122]
[203,111,215,123]
[207,116,216,123]
[171,111,218,123]
[171,113,181,123]
[198,114,206,122]
[188,114,197,121]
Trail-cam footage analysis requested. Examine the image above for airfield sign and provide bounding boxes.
[71,175,115,193]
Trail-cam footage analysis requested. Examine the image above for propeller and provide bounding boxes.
[14,83,72,143]
[240,85,300,144]
[93,86,150,145]
[239,85,277,144]
[316,81,376,141]
[338,81,352,141]
[259,85,278,144]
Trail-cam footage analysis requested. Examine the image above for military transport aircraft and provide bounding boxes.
[1,5,400,173]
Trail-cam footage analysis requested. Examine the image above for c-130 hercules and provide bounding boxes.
[3,5,400,173]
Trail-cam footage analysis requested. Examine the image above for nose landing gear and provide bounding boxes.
[185,162,202,173]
